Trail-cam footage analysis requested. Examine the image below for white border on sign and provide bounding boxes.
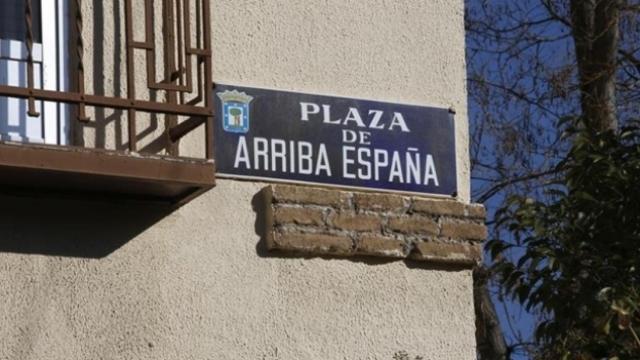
[217,172,458,199]
[214,83,457,115]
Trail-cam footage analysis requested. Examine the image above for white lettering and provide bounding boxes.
[316,144,332,176]
[300,102,320,121]
[424,154,439,186]
[254,137,269,170]
[389,112,410,132]
[368,110,385,130]
[289,140,296,173]
[300,104,410,133]
[298,141,314,175]
[234,136,251,169]
[343,107,366,128]
[374,149,388,181]
[360,131,371,145]
[323,104,341,124]
[406,150,421,184]
[343,146,356,179]
[342,129,358,143]
[271,139,287,172]
[357,147,372,180]
[389,151,404,183]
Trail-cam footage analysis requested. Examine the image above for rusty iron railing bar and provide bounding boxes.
[203,0,213,160]
[130,41,153,49]
[176,0,184,103]
[125,0,137,152]
[147,80,192,92]
[147,81,191,91]
[144,0,155,93]
[163,0,178,87]
[25,0,40,117]
[188,49,211,56]
[180,0,194,102]
[187,0,205,107]
[195,0,202,50]
[164,0,179,156]
[0,84,212,117]
[75,0,89,122]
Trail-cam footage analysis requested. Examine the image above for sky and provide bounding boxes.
[465,1,578,358]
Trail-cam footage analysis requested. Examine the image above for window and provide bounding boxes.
[0,0,69,145]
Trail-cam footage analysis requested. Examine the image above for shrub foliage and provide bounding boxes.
[488,123,640,359]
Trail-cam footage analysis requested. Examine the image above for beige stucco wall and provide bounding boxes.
[0,1,475,359]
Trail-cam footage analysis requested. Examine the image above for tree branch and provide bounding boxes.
[476,168,561,204]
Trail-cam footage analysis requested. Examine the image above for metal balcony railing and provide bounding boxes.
[0,0,213,159]
[0,0,216,206]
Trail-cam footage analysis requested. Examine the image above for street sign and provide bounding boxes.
[214,84,457,196]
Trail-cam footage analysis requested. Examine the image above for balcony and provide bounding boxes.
[0,0,215,207]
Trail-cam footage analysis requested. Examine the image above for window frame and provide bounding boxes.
[0,0,69,145]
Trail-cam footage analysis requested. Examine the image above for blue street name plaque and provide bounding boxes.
[214,84,457,197]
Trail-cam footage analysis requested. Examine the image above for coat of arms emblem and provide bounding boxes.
[217,89,254,133]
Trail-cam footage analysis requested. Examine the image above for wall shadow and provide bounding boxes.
[0,193,171,258]
[251,187,271,257]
